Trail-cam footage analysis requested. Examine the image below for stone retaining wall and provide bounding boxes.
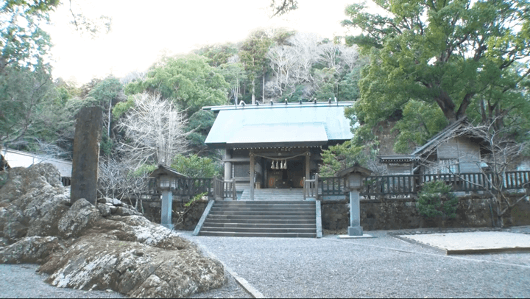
[141,195,530,231]
[322,195,530,230]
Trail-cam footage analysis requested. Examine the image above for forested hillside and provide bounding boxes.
[2,0,529,182]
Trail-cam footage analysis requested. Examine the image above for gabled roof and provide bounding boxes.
[410,117,470,156]
[379,117,471,164]
[150,164,188,178]
[204,102,354,149]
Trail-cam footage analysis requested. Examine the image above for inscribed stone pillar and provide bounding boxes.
[71,106,103,205]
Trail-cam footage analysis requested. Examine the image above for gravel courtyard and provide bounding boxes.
[181,229,530,298]
[1,228,529,298]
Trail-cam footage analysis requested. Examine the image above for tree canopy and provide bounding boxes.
[125,54,229,115]
[343,0,530,151]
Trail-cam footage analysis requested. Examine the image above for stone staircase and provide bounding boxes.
[197,200,319,238]
[239,188,304,201]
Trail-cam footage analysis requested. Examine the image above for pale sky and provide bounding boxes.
[45,0,364,85]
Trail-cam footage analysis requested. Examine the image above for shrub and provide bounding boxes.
[171,154,220,178]
[417,180,458,219]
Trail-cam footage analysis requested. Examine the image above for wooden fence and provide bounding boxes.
[145,177,237,201]
[318,170,530,199]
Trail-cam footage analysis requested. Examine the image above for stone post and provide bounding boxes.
[160,175,173,229]
[347,174,363,236]
[71,106,103,205]
[338,165,372,237]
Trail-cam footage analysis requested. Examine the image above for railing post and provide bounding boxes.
[314,173,319,200]
[232,179,237,200]
[303,176,306,201]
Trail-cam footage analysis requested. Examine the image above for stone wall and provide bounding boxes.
[142,200,208,231]
[322,195,530,231]
[141,195,530,232]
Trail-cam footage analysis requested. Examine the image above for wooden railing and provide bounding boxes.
[213,177,236,200]
[303,174,318,200]
[362,175,419,196]
[318,171,530,199]
[172,178,213,198]
[319,176,347,196]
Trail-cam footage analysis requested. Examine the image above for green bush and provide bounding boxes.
[171,154,220,178]
[417,180,459,219]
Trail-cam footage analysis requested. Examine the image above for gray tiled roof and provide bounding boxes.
[204,103,354,148]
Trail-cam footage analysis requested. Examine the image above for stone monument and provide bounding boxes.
[70,106,103,205]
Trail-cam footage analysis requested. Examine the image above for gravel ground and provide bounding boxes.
[3,226,530,298]
[181,227,530,298]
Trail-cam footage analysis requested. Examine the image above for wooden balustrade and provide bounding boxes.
[318,170,530,199]
[303,174,318,200]
[213,177,236,200]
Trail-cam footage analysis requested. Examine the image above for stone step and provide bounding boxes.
[195,200,319,238]
[208,209,314,214]
[206,214,315,220]
[199,231,316,238]
[204,219,316,225]
[208,210,314,216]
[215,201,313,205]
[201,226,316,233]
[202,222,316,229]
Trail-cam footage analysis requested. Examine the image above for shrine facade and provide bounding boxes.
[203,101,354,200]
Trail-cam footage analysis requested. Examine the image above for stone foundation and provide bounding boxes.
[322,195,530,231]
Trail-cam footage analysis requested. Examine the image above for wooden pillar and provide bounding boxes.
[305,152,311,181]
[250,151,255,201]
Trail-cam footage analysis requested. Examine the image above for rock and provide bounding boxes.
[0,164,68,243]
[111,198,123,206]
[98,204,112,217]
[116,207,142,216]
[57,198,100,239]
[0,162,226,297]
[40,219,224,298]
[0,164,63,204]
[2,207,28,241]
[109,205,118,214]
[0,236,62,264]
